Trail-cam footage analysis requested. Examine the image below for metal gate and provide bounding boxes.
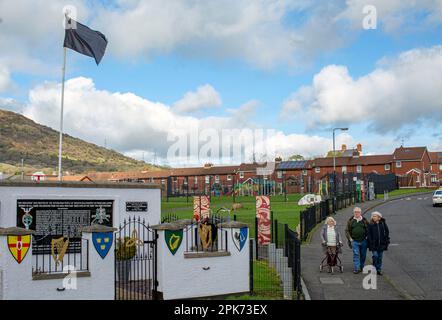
[114,217,158,300]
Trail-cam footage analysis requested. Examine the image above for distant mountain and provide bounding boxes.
[0,109,161,174]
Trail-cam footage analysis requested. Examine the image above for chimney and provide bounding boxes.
[204,163,213,169]
[357,143,362,153]
[275,156,282,163]
[341,144,347,151]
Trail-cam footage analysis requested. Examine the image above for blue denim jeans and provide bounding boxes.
[372,250,384,272]
[351,239,367,271]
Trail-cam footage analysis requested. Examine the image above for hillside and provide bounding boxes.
[0,109,160,174]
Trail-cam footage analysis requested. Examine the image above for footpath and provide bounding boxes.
[301,196,410,300]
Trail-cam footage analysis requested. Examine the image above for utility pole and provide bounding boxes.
[332,127,349,196]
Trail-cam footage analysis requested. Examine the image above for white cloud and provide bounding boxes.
[22,76,356,166]
[1,0,440,80]
[93,0,331,69]
[281,46,442,132]
[173,84,222,113]
[0,66,11,92]
[336,0,442,33]
[0,0,88,77]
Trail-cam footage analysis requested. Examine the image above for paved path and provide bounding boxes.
[301,197,410,300]
[374,193,442,299]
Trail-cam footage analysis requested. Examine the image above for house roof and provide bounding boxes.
[393,146,427,161]
[277,160,308,170]
[168,165,237,176]
[238,163,260,172]
[308,154,392,167]
[349,155,393,165]
[86,162,279,181]
[47,175,93,182]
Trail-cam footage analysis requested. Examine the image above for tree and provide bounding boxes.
[288,154,304,161]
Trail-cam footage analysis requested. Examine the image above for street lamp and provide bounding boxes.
[332,127,349,196]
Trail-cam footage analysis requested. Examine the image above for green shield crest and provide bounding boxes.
[165,229,183,255]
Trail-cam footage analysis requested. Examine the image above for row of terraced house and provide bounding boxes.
[81,145,441,196]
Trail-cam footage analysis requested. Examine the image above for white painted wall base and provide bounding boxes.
[156,227,250,300]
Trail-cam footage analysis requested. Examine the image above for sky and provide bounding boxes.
[1,0,442,167]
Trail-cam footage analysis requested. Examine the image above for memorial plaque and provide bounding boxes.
[17,199,113,254]
[126,201,148,212]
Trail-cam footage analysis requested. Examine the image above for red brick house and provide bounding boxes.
[392,146,432,187]
[429,151,442,186]
[82,144,439,195]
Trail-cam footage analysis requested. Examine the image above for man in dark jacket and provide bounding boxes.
[345,207,369,274]
[367,211,390,275]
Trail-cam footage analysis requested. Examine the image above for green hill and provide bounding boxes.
[0,109,160,174]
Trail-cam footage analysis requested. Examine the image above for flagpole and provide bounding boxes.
[58,46,67,181]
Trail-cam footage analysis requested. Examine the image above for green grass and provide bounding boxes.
[224,260,284,300]
[161,194,307,238]
[375,187,434,199]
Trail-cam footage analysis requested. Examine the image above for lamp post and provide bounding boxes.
[332,127,349,196]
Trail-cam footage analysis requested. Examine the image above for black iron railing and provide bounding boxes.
[32,236,89,275]
[299,191,358,241]
[250,221,302,299]
[184,215,229,253]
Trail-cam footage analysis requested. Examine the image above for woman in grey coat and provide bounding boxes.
[320,217,343,271]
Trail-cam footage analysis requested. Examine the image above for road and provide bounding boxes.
[377,193,442,299]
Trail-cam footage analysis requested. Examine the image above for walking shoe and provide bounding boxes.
[377,271,383,276]
[353,270,361,274]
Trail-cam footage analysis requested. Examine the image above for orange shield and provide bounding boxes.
[7,235,31,264]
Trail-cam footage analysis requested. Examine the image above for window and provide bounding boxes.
[302,170,308,176]
[183,177,188,185]
[342,166,347,173]
[194,176,198,184]
[205,175,210,184]
[439,164,442,171]
[173,176,177,182]
[277,171,283,179]
[396,161,402,168]
[385,164,391,171]
[215,175,219,183]
[315,167,320,173]
[161,179,165,184]
[356,165,362,173]
[239,171,244,179]
[227,175,232,181]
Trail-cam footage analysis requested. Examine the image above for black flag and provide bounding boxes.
[64,18,108,65]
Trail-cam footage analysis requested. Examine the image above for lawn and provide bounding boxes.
[161,194,306,238]
[375,187,434,199]
[225,260,284,300]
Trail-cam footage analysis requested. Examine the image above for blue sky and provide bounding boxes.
[1,1,442,166]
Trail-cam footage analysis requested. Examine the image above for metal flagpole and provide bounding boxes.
[58,46,67,181]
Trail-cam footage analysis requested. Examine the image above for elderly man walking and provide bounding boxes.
[345,207,369,274]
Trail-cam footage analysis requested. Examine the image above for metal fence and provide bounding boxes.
[184,215,229,253]
[250,218,302,299]
[32,236,89,276]
[299,192,357,241]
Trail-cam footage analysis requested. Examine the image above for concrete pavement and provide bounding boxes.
[373,193,442,299]
[300,194,434,300]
